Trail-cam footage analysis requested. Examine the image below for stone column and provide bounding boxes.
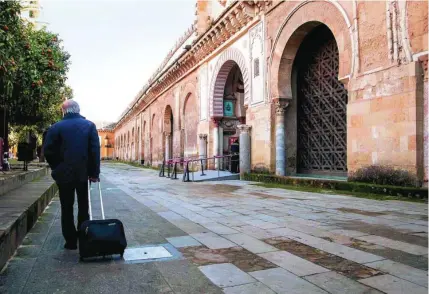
[199,134,207,169]
[213,119,220,170]
[275,101,288,176]
[165,133,171,160]
[237,124,251,179]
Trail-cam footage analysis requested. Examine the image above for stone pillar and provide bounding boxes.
[213,119,220,170]
[219,125,223,170]
[275,101,288,176]
[165,134,171,160]
[237,124,251,179]
[199,134,207,169]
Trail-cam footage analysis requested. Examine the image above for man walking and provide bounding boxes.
[44,100,100,250]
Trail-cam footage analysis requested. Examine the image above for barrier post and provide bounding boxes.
[200,159,205,176]
[159,161,165,177]
[172,162,178,180]
[167,161,171,178]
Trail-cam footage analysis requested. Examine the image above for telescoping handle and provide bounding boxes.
[88,181,105,220]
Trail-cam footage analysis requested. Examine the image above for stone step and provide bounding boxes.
[0,175,57,271]
[0,167,49,196]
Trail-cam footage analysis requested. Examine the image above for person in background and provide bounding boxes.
[230,138,239,173]
[43,100,100,250]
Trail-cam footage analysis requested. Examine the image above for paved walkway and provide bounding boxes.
[1,162,428,293]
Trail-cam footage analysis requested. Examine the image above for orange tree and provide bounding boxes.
[1,1,71,150]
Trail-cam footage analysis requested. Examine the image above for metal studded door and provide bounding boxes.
[296,25,348,176]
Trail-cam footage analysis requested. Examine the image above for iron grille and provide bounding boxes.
[296,28,348,175]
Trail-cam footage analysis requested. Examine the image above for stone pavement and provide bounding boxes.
[1,162,428,293]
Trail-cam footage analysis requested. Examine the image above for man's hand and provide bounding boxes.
[89,177,100,183]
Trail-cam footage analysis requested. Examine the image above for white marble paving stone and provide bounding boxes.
[394,223,429,233]
[329,229,370,238]
[166,236,201,248]
[191,232,237,249]
[216,218,248,227]
[202,222,239,235]
[244,219,282,229]
[198,210,224,218]
[359,274,428,294]
[304,271,383,294]
[198,263,256,288]
[223,282,276,294]
[364,260,428,288]
[173,220,209,234]
[223,233,278,254]
[231,225,283,240]
[253,214,283,223]
[250,268,328,294]
[259,251,330,277]
[356,235,428,255]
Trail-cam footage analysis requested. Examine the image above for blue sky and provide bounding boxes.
[38,0,196,123]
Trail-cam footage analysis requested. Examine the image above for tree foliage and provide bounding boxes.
[0,1,72,129]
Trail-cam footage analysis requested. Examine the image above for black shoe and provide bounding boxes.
[64,242,77,250]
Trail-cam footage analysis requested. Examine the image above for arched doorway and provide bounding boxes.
[142,121,146,164]
[211,61,246,172]
[131,128,135,161]
[150,114,156,164]
[163,106,173,160]
[293,24,348,176]
[221,63,245,161]
[210,48,250,172]
[137,126,140,161]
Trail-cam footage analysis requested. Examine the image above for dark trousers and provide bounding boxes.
[57,181,89,244]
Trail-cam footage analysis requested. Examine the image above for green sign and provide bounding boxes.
[224,100,234,117]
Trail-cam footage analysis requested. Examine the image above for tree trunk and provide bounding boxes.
[0,108,9,155]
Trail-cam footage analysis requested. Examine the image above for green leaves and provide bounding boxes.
[0,1,72,128]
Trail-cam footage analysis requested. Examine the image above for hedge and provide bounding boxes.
[243,173,428,200]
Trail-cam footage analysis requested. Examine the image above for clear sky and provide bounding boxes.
[38,0,196,123]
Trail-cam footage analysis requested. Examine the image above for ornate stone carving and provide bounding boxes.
[275,101,289,115]
[237,124,251,133]
[220,119,240,130]
[199,134,208,140]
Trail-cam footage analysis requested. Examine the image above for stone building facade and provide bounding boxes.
[110,0,428,185]
[97,123,116,160]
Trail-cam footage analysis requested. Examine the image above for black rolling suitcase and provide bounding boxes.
[79,181,127,261]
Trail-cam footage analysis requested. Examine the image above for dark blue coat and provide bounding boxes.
[43,113,100,183]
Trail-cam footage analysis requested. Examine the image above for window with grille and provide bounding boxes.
[254,58,260,77]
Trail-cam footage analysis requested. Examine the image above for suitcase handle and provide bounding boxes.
[88,181,105,220]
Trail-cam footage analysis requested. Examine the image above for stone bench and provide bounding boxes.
[0,175,57,271]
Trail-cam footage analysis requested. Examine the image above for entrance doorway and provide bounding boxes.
[220,63,245,172]
[293,25,348,176]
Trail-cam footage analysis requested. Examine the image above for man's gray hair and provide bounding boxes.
[61,99,80,114]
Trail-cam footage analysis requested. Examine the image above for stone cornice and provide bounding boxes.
[114,1,272,131]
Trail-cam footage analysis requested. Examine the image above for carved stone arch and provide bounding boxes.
[180,82,198,130]
[163,105,173,134]
[209,47,250,118]
[269,0,354,100]
[151,113,156,137]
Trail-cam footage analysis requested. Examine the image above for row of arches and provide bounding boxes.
[113,0,354,176]
[114,91,199,164]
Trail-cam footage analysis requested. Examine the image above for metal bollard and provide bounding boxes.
[200,159,205,176]
[166,162,170,178]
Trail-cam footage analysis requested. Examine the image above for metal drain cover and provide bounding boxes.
[123,246,172,261]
